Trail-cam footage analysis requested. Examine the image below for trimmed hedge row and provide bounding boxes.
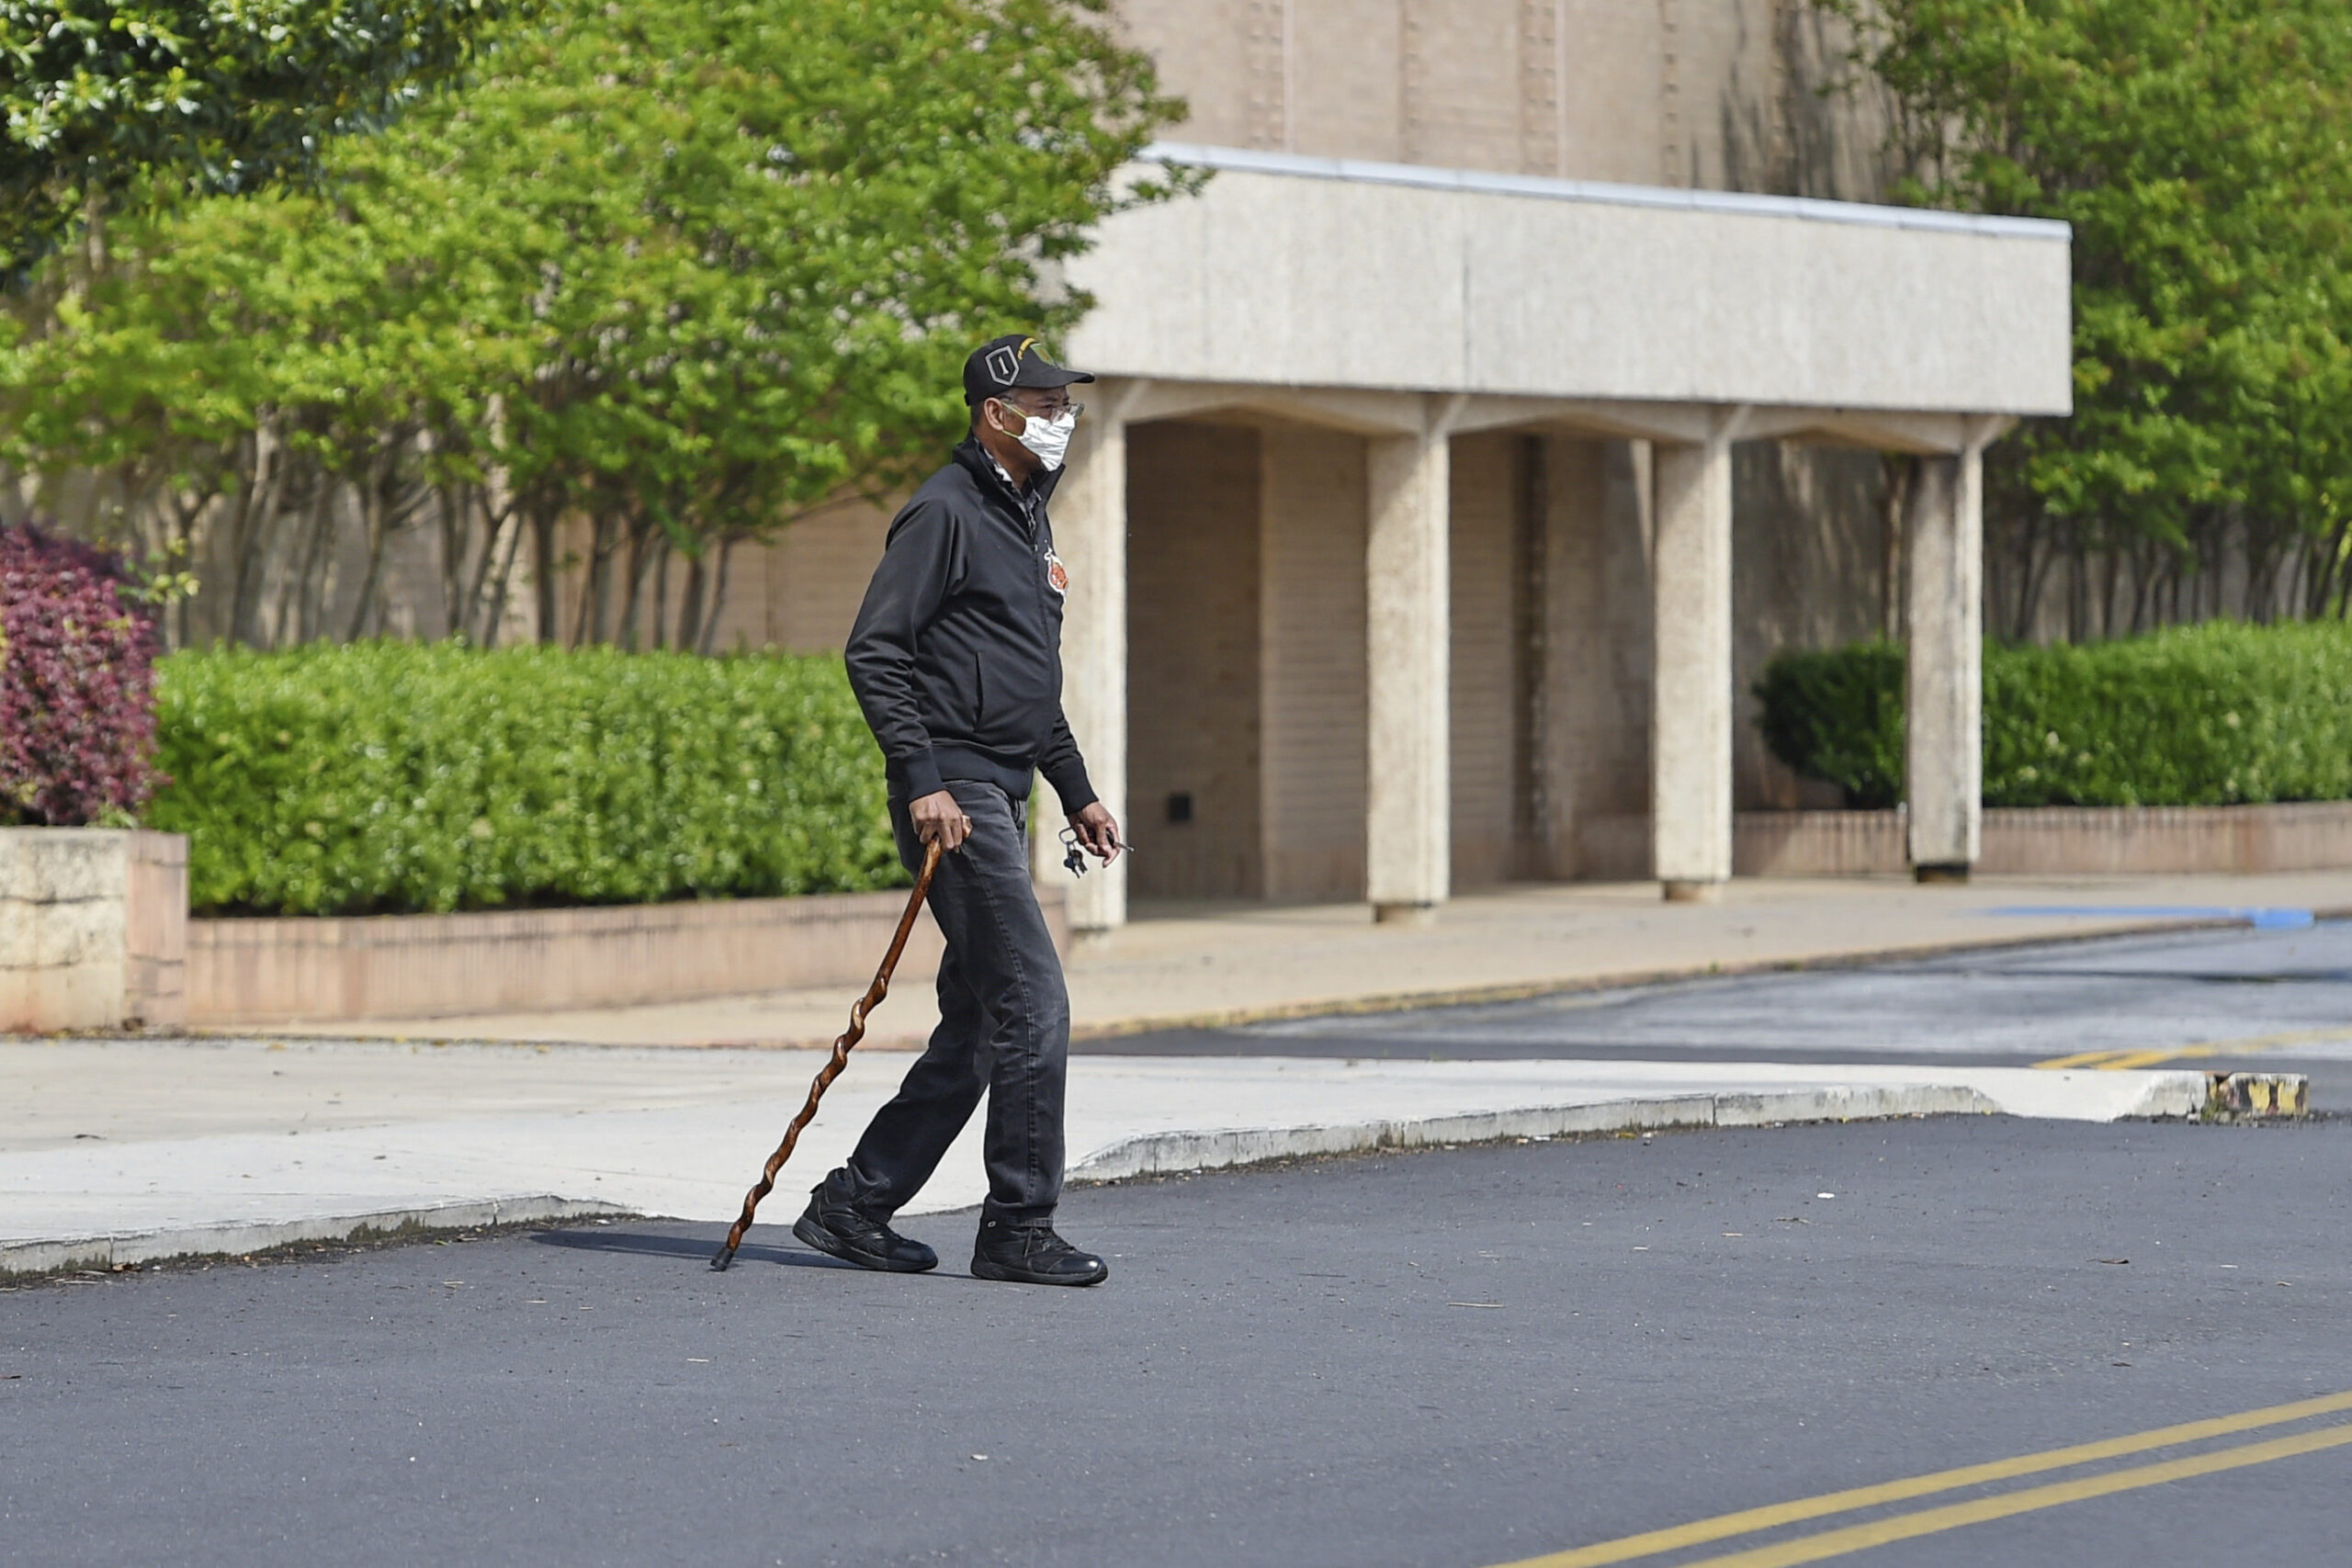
[1755,621,2352,809]
[149,642,903,917]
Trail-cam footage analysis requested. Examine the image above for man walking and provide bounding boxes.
[798,334,1124,1287]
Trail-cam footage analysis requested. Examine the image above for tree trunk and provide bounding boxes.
[342,442,412,643]
[579,512,620,648]
[166,481,220,651]
[531,503,560,645]
[345,471,389,643]
[650,536,673,650]
[2127,538,2156,634]
[697,536,738,656]
[2011,507,2048,641]
[2305,518,2350,619]
[479,506,526,650]
[2098,540,2122,638]
[227,422,285,647]
[677,551,708,655]
[2064,527,2086,644]
[461,498,519,644]
[438,480,477,639]
[280,478,334,647]
[614,516,658,651]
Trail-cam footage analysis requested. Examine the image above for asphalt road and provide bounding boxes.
[6,1116,2349,1568]
[1087,919,2352,1108]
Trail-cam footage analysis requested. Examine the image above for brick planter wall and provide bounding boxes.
[188,885,1069,1029]
[1733,801,2352,877]
[32,802,2340,1033]
[0,829,187,1031]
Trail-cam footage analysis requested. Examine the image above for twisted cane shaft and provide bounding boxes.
[710,840,944,1269]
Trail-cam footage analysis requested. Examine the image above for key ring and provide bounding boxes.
[1058,825,1134,877]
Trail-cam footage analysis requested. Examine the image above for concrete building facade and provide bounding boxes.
[1109,0,1890,199]
[695,2,2073,931]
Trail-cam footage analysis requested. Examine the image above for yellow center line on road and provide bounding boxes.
[1489,1389,2352,1568]
[1668,1422,2352,1568]
[2034,1048,2171,1069]
[2034,1024,2352,1070]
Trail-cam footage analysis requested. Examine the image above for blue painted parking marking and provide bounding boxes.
[1984,905,2315,931]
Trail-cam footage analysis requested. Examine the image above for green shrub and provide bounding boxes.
[1754,622,2352,809]
[149,642,904,916]
[1751,641,1908,808]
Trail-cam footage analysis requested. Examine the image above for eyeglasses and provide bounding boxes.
[997,394,1082,420]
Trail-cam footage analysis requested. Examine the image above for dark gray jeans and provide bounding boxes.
[817,779,1070,1227]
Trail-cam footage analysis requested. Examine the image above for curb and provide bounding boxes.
[0,1071,2256,1279]
[0,1195,633,1281]
[1067,1077,2206,1183]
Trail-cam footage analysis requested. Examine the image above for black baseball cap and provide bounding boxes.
[963,333,1095,406]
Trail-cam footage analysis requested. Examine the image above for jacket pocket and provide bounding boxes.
[972,653,987,728]
[979,656,1054,748]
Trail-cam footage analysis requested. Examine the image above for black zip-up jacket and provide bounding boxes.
[844,438,1096,812]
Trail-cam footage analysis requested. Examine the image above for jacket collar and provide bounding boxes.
[954,435,1063,514]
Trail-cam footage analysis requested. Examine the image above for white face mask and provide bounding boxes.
[1008,405,1077,471]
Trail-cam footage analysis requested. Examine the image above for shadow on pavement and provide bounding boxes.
[526,1226,854,1269]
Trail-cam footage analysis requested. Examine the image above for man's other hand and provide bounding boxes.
[1069,801,1122,864]
[910,790,974,853]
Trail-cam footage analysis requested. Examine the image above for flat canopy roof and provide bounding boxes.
[1065,144,2074,419]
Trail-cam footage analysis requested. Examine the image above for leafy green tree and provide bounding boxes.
[363,0,1185,647]
[2,0,1184,649]
[1825,0,2352,632]
[0,0,508,279]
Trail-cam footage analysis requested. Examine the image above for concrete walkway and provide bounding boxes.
[3,1034,2208,1276]
[8,869,2338,1277]
[262,869,2352,1048]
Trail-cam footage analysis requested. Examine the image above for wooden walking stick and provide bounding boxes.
[709,839,944,1270]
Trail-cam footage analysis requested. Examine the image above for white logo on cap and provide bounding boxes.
[985,345,1022,386]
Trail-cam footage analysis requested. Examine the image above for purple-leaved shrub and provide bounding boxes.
[0,524,163,826]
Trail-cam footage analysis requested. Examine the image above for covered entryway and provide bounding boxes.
[1038,144,2072,934]
[1126,421,1581,906]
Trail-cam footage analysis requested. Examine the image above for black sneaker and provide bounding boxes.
[970,1219,1109,1287]
[792,1199,937,1273]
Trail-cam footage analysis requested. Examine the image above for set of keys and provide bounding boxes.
[1057,826,1131,877]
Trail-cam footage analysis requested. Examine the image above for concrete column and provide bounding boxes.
[1365,409,1453,923]
[1649,420,1738,901]
[1904,445,1984,880]
[1036,382,1141,932]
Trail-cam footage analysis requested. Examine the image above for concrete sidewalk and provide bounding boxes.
[8,868,2336,1277]
[256,868,2352,1049]
[4,1033,2210,1276]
